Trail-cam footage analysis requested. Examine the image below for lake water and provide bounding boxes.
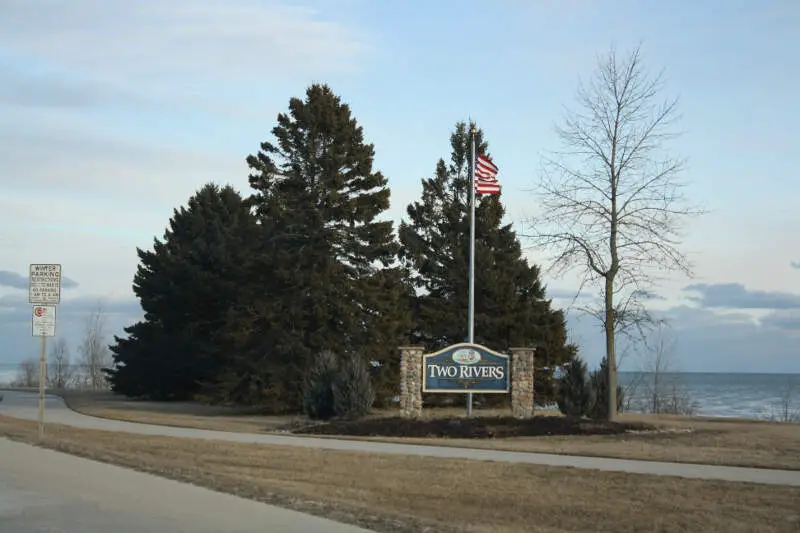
[618,372,800,420]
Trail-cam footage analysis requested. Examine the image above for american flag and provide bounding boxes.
[474,153,500,195]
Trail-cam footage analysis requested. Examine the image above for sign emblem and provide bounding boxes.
[452,348,481,364]
[31,305,56,337]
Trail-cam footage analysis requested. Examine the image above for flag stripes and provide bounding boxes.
[474,153,500,195]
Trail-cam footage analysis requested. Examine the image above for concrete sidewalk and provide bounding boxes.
[2,389,799,487]
[0,437,374,533]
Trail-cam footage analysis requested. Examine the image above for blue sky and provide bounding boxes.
[1,0,799,379]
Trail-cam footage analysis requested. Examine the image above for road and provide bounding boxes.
[2,390,800,487]
[0,438,372,533]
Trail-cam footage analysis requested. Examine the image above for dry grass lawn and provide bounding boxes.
[60,391,800,470]
[1,413,799,533]
[60,390,306,432]
[338,414,800,471]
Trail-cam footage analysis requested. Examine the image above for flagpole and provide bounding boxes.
[467,125,477,418]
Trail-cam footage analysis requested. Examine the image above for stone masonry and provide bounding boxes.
[510,347,535,418]
[399,346,424,418]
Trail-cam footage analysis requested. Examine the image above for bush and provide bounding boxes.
[588,356,625,420]
[556,356,591,418]
[655,385,698,416]
[302,350,340,420]
[334,355,375,419]
[302,350,376,420]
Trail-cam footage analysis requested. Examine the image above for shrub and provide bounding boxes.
[556,356,591,418]
[588,356,625,420]
[302,350,376,420]
[302,350,340,420]
[334,355,375,419]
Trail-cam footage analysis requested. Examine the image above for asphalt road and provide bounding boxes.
[0,437,373,533]
[2,390,800,487]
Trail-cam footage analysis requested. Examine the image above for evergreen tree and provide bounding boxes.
[106,183,257,400]
[398,121,575,406]
[302,350,340,420]
[557,356,591,418]
[220,84,410,410]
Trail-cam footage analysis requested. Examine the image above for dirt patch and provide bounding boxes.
[2,414,800,533]
[294,415,653,439]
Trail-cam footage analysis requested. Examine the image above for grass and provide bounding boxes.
[2,414,799,533]
[59,391,800,470]
[59,390,307,432]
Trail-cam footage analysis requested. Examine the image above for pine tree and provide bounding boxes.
[223,84,410,410]
[398,121,575,406]
[302,350,340,420]
[106,183,257,400]
[557,356,591,418]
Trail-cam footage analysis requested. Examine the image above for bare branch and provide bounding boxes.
[636,322,697,415]
[48,337,75,389]
[13,358,39,388]
[522,44,706,420]
[78,301,113,391]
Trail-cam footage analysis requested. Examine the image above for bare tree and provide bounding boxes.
[48,337,74,389]
[78,302,113,390]
[770,379,798,423]
[615,342,644,412]
[523,44,704,420]
[638,322,696,415]
[13,358,39,388]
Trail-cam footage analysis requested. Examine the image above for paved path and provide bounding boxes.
[0,437,372,533]
[2,390,799,487]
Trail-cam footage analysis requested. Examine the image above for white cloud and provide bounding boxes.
[0,1,373,121]
[0,120,251,297]
[0,125,248,296]
[0,123,245,207]
[0,226,144,297]
[0,1,375,298]
[0,1,371,87]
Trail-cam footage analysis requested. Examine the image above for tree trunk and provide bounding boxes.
[604,274,617,421]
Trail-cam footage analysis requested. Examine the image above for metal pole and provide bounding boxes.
[467,126,477,417]
[38,335,46,440]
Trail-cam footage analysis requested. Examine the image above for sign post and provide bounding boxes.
[29,264,61,440]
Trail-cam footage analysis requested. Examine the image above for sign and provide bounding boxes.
[32,305,56,337]
[29,263,62,304]
[423,342,509,393]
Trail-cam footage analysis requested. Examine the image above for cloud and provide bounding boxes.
[0,270,79,290]
[0,125,244,208]
[760,309,800,333]
[0,63,157,110]
[0,121,241,296]
[792,261,800,270]
[566,304,800,373]
[0,1,371,102]
[683,283,800,309]
[545,287,594,301]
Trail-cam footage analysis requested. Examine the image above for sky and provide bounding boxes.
[1,0,799,380]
